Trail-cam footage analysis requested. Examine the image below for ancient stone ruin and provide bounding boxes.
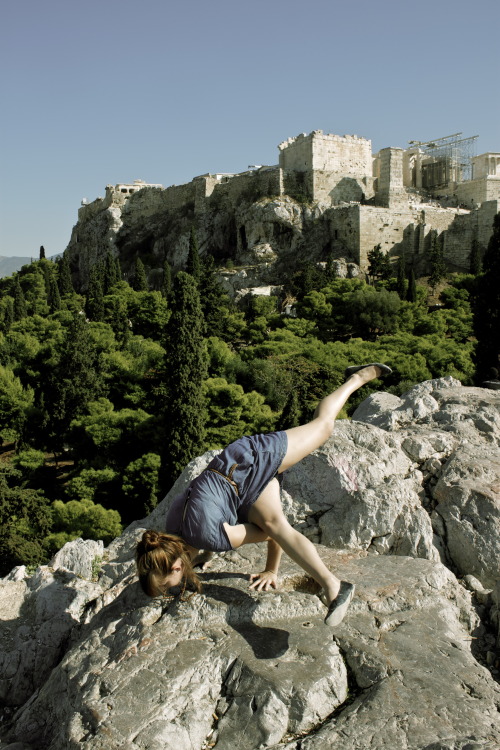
[65,130,500,293]
[1,378,499,749]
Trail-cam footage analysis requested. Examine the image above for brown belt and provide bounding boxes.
[206,463,239,496]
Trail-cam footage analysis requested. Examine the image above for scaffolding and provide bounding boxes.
[408,133,478,188]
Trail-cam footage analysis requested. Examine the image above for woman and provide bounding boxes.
[136,363,392,626]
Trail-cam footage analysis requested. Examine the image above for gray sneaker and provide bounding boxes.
[324,582,355,627]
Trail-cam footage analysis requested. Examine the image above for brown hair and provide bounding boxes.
[135,530,202,598]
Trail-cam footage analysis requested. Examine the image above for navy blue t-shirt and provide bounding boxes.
[165,431,288,551]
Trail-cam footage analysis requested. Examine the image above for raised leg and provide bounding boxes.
[278,365,383,473]
[248,478,341,605]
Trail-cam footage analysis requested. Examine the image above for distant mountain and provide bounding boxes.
[0,256,33,278]
[0,254,61,279]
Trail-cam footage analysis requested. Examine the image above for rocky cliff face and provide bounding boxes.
[65,188,360,294]
[1,378,500,749]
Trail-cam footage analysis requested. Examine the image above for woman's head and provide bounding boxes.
[135,530,201,597]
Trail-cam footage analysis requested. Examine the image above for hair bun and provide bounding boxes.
[142,530,161,550]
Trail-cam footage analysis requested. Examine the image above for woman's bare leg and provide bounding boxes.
[248,478,341,605]
[279,365,383,473]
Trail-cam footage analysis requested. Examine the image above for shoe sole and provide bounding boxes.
[344,363,392,379]
[324,582,355,627]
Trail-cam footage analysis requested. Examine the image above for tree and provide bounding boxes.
[406,268,417,303]
[161,271,207,487]
[1,297,14,333]
[132,257,148,291]
[161,259,172,299]
[41,313,106,450]
[39,245,46,260]
[86,266,105,321]
[469,240,482,276]
[47,273,61,312]
[48,498,122,550]
[103,251,120,294]
[199,254,229,337]
[367,245,392,283]
[276,388,301,430]
[13,276,27,320]
[0,467,53,575]
[57,252,74,296]
[122,453,161,517]
[396,255,406,298]
[428,231,447,291]
[186,226,201,279]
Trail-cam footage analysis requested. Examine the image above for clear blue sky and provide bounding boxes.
[2,0,498,258]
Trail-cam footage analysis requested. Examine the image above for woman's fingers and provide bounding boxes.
[249,571,278,591]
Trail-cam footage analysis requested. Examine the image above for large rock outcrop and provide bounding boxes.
[65,188,359,294]
[1,379,499,749]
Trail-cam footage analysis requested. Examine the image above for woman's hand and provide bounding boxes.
[249,570,278,591]
[192,550,215,571]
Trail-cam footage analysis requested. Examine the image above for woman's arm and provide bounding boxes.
[249,539,282,591]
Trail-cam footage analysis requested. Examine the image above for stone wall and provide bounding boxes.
[455,177,500,208]
[279,131,371,176]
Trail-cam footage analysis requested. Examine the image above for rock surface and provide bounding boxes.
[1,379,499,749]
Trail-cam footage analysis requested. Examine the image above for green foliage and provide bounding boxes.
[187,227,201,279]
[469,240,482,275]
[368,245,392,282]
[12,448,46,474]
[161,272,207,484]
[0,364,34,438]
[86,266,105,321]
[57,252,74,296]
[276,388,302,430]
[406,268,417,303]
[65,467,117,503]
[161,260,172,298]
[122,452,161,516]
[13,276,27,320]
[0,466,53,575]
[48,498,122,548]
[132,257,148,292]
[427,231,447,290]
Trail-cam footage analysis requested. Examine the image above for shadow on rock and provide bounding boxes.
[202,582,290,659]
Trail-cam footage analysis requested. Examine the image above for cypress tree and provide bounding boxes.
[199,254,226,336]
[110,296,130,345]
[406,268,417,303]
[13,277,27,320]
[2,298,14,332]
[132,257,148,291]
[161,260,172,299]
[186,227,201,280]
[85,266,104,321]
[160,271,206,488]
[469,240,482,276]
[368,244,392,283]
[473,213,500,381]
[42,312,105,450]
[47,274,61,312]
[276,389,301,430]
[428,232,446,291]
[114,255,122,283]
[396,254,406,298]
[57,252,74,296]
[39,245,46,260]
[103,252,120,294]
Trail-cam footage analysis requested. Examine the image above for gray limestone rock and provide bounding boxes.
[2,379,500,749]
[4,550,499,750]
[50,538,104,580]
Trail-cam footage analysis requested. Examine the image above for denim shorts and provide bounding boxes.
[165,430,288,551]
